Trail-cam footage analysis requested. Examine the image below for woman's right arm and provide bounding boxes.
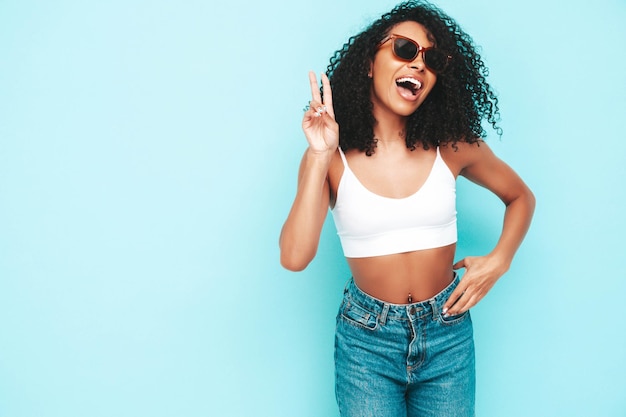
[279,72,338,271]
[279,149,333,271]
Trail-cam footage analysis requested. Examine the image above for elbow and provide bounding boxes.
[280,258,308,272]
[279,245,314,272]
[280,253,310,272]
[508,185,536,214]
[526,187,537,213]
[278,227,319,271]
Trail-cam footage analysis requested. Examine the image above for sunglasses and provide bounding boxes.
[378,34,452,73]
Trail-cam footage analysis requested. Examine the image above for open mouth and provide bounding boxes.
[396,77,422,96]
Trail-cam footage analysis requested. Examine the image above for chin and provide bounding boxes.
[396,104,423,116]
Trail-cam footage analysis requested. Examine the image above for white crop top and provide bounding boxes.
[330,147,457,258]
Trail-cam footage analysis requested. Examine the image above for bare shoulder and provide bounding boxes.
[438,140,495,176]
[441,139,533,206]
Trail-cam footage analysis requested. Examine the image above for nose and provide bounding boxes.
[408,50,426,71]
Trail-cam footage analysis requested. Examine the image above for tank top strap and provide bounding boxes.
[338,147,348,167]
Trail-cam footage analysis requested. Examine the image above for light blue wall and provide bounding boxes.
[1,0,624,416]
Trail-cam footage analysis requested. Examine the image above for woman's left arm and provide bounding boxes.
[443,141,536,316]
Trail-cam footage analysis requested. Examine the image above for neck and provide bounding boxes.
[373,120,407,149]
[371,99,409,148]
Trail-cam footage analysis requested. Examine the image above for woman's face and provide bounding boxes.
[369,21,438,118]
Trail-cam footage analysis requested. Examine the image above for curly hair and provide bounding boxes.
[326,0,501,155]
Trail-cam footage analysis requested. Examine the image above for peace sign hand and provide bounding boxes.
[302,71,339,155]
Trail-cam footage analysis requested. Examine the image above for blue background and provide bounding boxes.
[1,0,625,416]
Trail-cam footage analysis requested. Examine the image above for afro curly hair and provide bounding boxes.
[326,0,501,155]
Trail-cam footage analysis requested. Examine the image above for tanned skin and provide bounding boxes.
[280,22,535,316]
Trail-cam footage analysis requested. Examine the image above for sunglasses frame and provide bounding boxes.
[378,34,452,73]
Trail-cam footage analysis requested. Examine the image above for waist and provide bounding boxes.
[343,272,460,320]
[347,245,456,303]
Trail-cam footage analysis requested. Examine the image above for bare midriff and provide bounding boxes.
[346,243,456,304]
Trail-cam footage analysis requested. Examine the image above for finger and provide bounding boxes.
[443,282,467,313]
[453,258,467,270]
[320,73,335,118]
[303,100,325,120]
[309,71,322,104]
[448,291,480,316]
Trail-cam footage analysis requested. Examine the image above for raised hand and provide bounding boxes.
[302,71,339,155]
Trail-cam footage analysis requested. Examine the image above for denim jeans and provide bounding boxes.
[335,274,475,417]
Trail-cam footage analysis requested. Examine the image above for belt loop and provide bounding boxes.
[379,303,390,326]
[429,299,439,321]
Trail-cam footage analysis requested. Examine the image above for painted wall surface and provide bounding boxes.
[1,0,624,416]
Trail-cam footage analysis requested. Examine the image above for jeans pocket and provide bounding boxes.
[340,299,378,331]
[438,309,470,326]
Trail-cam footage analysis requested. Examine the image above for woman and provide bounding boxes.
[279,1,535,415]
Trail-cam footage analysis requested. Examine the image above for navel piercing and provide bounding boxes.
[408,293,412,303]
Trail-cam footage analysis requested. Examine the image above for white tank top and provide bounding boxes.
[330,147,457,258]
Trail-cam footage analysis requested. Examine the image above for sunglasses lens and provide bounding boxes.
[391,37,450,72]
[393,38,418,61]
[424,50,449,72]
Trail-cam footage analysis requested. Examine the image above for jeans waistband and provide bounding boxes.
[344,273,459,322]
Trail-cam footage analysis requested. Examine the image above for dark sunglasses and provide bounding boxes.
[378,34,452,73]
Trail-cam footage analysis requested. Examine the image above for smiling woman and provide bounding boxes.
[2,0,625,415]
[377,31,451,101]
[279,1,535,416]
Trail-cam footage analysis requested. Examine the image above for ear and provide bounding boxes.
[368,60,373,78]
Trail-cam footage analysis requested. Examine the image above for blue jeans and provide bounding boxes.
[335,274,475,417]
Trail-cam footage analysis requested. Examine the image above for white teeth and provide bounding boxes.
[396,77,422,89]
